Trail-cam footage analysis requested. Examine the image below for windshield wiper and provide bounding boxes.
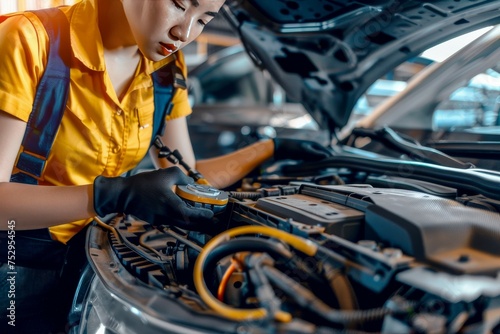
[351,126,474,169]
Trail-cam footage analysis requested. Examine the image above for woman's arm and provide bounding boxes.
[152,116,274,189]
[195,140,273,189]
[0,112,95,230]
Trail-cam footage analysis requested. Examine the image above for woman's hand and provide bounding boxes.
[93,166,214,229]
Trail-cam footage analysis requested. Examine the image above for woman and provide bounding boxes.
[0,0,330,332]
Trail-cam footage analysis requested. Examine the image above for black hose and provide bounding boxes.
[282,154,500,200]
[228,191,262,201]
[262,265,392,325]
[202,237,293,283]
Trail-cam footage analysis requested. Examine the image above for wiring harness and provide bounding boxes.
[193,225,394,326]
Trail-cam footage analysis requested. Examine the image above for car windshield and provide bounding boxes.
[350,26,500,132]
[432,67,500,129]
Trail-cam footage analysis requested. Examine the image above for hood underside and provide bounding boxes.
[222,0,500,130]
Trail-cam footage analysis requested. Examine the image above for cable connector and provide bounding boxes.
[154,137,179,164]
[154,136,207,183]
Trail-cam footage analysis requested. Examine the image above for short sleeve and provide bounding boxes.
[0,13,47,122]
[166,50,193,121]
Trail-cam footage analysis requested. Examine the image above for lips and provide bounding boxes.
[159,42,177,56]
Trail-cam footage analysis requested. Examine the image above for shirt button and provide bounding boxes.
[139,124,150,130]
[111,145,121,154]
[115,108,123,116]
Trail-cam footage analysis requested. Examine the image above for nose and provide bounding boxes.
[171,17,195,43]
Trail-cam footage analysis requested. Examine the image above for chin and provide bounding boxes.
[143,52,166,62]
[139,46,169,62]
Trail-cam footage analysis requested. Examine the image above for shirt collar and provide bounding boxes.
[69,0,104,71]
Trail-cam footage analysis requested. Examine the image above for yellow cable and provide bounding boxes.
[94,215,121,241]
[193,225,318,322]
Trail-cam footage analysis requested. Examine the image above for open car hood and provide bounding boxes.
[222,0,500,130]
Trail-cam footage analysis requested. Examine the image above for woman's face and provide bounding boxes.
[122,0,225,61]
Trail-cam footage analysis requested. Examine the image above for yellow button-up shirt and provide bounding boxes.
[0,0,192,243]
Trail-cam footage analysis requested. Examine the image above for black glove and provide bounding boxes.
[273,138,332,161]
[93,166,214,229]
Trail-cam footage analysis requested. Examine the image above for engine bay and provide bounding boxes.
[81,165,500,333]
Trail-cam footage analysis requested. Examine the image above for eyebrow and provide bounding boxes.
[190,0,218,17]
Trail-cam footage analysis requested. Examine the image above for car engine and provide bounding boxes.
[77,159,500,334]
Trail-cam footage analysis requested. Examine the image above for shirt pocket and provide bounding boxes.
[135,103,155,155]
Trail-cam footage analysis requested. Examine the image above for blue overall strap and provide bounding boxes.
[10,8,70,184]
[151,55,187,146]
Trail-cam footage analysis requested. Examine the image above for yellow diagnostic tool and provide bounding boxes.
[175,184,229,214]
